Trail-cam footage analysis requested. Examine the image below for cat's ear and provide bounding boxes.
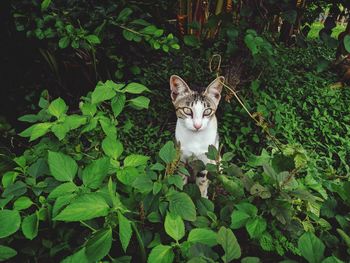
[205,76,225,105]
[170,75,191,102]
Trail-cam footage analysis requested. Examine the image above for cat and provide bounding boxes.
[169,75,224,198]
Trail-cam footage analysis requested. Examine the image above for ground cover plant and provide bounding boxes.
[1,0,350,262]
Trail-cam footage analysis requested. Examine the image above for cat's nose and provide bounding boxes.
[193,122,202,130]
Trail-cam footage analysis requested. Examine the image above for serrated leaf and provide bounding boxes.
[298,232,325,263]
[164,212,185,242]
[91,83,116,104]
[86,228,112,262]
[167,191,196,221]
[82,157,110,189]
[246,217,267,239]
[231,210,251,229]
[147,245,174,263]
[159,141,177,164]
[188,228,217,247]
[124,154,149,167]
[48,151,77,182]
[48,97,67,118]
[54,193,109,221]
[102,137,123,160]
[118,211,132,252]
[29,123,52,141]
[217,226,241,262]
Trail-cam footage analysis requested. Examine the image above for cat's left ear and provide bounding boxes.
[205,76,225,105]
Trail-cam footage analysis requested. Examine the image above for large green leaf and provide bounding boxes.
[159,141,177,164]
[91,82,116,104]
[61,248,89,263]
[0,209,21,238]
[344,35,350,53]
[217,226,241,262]
[48,182,78,199]
[118,211,132,252]
[124,154,149,167]
[54,193,109,221]
[164,212,185,242]
[21,213,39,240]
[13,196,33,210]
[167,191,196,221]
[48,97,67,118]
[85,227,112,262]
[111,93,126,117]
[298,232,325,263]
[82,157,110,189]
[0,245,17,261]
[147,245,174,263]
[122,82,149,94]
[129,96,150,109]
[102,137,123,160]
[29,123,52,141]
[187,228,217,247]
[48,151,77,182]
[231,210,251,229]
[235,203,258,217]
[246,217,267,239]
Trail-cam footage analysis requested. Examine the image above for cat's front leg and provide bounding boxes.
[196,171,209,198]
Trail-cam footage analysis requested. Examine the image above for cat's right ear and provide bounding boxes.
[170,75,191,102]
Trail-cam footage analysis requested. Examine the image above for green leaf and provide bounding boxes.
[48,151,78,182]
[217,226,241,262]
[29,123,52,141]
[91,83,116,104]
[59,36,70,49]
[184,35,200,47]
[102,137,123,160]
[124,154,149,167]
[164,212,185,242]
[111,93,126,117]
[18,114,38,123]
[230,210,251,229]
[13,196,33,210]
[321,256,345,263]
[41,0,51,11]
[22,213,39,240]
[54,193,109,221]
[48,97,67,118]
[48,182,78,199]
[85,227,112,262]
[64,115,87,130]
[0,209,21,238]
[0,245,17,261]
[86,34,100,44]
[298,232,325,263]
[51,123,69,140]
[117,8,133,22]
[241,257,262,263]
[246,217,267,239]
[118,211,132,252]
[61,248,89,263]
[82,157,110,189]
[159,141,177,164]
[117,167,139,186]
[122,83,149,94]
[147,245,174,263]
[188,228,217,247]
[129,96,150,109]
[344,35,350,53]
[235,202,258,217]
[167,191,196,221]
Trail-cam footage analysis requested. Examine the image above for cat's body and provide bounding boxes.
[169,75,224,198]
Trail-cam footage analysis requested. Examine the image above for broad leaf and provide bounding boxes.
[91,82,116,104]
[298,232,325,263]
[0,245,17,261]
[54,193,109,221]
[122,82,149,94]
[147,245,174,263]
[0,209,21,238]
[22,213,39,240]
[129,96,150,109]
[14,196,33,210]
[102,137,123,160]
[159,141,177,164]
[188,228,217,247]
[246,217,267,239]
[82,157,110,189]
[118,211,132,252]
[124,154,149,167]
[30,123,52,141]
[167,191,196,221]
[48,151,77,182]
[48,182,78,199]
[48,97,67,118]
[344,35,350,53]
[217,226,241,262]
[86,227,112,262]
[231,210,251,229]
[111,93,126,117]
[164,212,185,242]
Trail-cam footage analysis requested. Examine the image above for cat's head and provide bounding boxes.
[169,75,224,132]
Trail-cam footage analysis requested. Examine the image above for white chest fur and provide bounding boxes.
[175,116,219,163]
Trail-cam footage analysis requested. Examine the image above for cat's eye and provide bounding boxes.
[203,108,212,116]
[183,107,192,116]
